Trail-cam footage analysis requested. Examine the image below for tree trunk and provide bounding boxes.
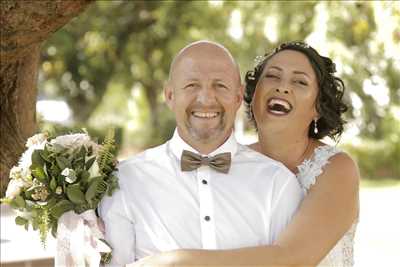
[0,0,92,196]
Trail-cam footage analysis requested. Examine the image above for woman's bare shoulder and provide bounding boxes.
[315,149,360,192]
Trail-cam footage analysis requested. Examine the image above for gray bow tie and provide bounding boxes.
[181,150,231,174]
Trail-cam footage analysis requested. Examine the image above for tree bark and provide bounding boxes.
[0,0,92,196]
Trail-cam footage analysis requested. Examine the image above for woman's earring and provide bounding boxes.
[313,118,318,134]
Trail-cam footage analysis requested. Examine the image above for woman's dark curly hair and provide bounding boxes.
[244,41,348,140]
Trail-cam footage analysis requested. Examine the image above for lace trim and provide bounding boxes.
[296,145,341,191]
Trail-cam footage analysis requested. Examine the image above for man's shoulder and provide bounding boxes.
[118,142,169,171]
[236,144,290,171]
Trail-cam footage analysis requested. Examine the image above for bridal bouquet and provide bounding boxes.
[1,130,119,266]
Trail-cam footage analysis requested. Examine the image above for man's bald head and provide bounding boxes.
[164,40,244,154]
[168,40,241,85]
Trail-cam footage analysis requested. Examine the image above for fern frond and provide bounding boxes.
[97,128,116,174]
[39,207,50,248]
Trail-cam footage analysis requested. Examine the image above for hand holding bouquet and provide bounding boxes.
[1,130,119,266]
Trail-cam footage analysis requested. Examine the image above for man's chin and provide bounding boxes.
[190,128,227,144]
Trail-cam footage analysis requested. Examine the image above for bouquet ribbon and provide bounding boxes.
[56,209,111,267]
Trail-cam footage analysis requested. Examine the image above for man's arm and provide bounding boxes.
[99,187,136,266]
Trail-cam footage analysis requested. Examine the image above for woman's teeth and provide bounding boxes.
[192,111,219,118]
[267,98,292,114]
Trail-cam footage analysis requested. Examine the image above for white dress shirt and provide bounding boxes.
[99,130,303,266]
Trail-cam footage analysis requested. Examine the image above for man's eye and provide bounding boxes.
[216,83,227,89]
[185,83,196,89]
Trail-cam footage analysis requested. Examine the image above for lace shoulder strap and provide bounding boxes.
[296,145,341,192]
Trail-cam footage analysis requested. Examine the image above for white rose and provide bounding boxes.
[9,166,23,180]
[5,179,25,199]
[18,142,46,171]
[51,133,97,151]
[26,133,48,148]
[61,168,77,183]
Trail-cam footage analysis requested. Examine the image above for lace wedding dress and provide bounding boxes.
[296,145,358,267]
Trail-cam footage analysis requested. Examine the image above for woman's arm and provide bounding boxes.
[131,153,360,267]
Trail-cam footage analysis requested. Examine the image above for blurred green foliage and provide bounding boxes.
[38,1,399,178]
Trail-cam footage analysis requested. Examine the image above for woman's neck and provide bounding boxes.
[258,130,314,173]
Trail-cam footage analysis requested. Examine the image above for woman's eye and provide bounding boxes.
[296,80,308,86]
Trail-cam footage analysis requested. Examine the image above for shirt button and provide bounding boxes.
[204,216,211,221]
[202,180,208,185]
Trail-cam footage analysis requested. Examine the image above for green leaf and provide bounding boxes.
[85,156,96,171]
[50,200,74,218]
[31,150,45,167]
[39,149,51,162]
[32,219,39,230]
[85,177,101,204]
[49,178,57,191]
[31,167,47,183]
[15,216,28,226]
[46,197,58,209]
[15,195,26,208]
[78,146,87,158]
[56,156,70,170]
[9,198,19,209]
[80,170,90,184]
[66,184,86,205]
[51,222,58,238]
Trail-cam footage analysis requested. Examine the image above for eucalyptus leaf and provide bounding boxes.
[51,222,58,238]
[78,146,87,158]
[39,149,51,162]
[50,178,57,191]
[85,177,102,204]
[66,184,86,205]
[80,170,90,184]
[32,219,39,230]
[15,216,28,226]
[47,197,58,209]
[85,156,96,171]
[31,150,45,167]
[10,201,19,209]
[15,195,26,208]
[56,156,70,170]
[50,199,74,218]
[31,167,47,183]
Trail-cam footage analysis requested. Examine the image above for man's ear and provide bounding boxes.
[235,84,245,109]
[164,82,174,110]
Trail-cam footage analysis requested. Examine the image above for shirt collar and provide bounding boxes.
[168,128,238,160]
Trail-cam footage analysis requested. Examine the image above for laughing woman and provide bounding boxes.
[132,42,360,267]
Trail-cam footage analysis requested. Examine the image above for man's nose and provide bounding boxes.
[197,85,217,104]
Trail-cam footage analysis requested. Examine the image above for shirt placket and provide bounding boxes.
[196,165,216,249]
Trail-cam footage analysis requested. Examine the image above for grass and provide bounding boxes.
[360,177,400,188]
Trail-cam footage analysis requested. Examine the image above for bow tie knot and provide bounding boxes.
[181,150,231,174]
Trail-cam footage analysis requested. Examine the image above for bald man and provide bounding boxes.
[99,41,303,266]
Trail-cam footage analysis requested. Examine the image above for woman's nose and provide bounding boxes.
[275,88,290,94]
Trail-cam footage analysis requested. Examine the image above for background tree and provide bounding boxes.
[0,0,92,195]
[5,1,399,190]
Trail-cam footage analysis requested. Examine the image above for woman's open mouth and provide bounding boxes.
[267,98,292,116]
